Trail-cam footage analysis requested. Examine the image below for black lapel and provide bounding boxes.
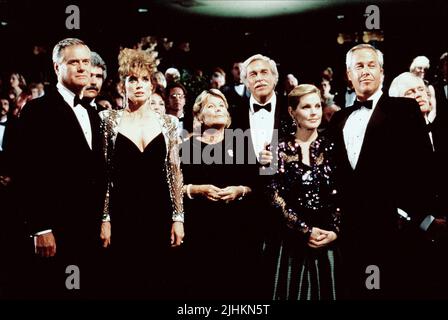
[87,108,101,152]
[53,91,93,152]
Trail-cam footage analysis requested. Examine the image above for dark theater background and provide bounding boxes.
[0,0,447,89]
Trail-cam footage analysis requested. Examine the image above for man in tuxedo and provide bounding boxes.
[388,71,448,298]
[17,38,106,299]
[329,44,438,299]
[82,51,108,112]
[232,54,287,159]
[229,54,288,298]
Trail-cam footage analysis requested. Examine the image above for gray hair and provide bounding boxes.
[388,72,424,97]
[346,44,384,70]
[409,56,430,72]
[91,51,107,79]
[52,38,88,64]
[240,54,279,87]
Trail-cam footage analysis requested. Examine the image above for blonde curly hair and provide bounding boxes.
[118,48,158,82]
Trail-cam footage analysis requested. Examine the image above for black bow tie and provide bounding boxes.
[73,96,91,109]
[352,100,373,110]
[0,121,6,126]
[253,103,272,113]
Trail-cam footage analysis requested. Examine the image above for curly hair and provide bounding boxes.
[118,48,158,82]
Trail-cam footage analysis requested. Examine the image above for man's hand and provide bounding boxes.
[35,232,56,257]
[100,222,111,248]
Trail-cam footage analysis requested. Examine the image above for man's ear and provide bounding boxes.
[54,63,59,76]
[346,69,352,83]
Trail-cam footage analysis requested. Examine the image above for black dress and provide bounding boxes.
[180,137,260,300]
[110,132,172,299]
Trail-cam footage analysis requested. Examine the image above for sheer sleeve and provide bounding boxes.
[165,116,185,223]
[99,110,120,221]
[268,141,312,235]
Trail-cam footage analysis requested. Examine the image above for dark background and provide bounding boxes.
[0,0,447,87]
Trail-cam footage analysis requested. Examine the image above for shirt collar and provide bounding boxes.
[249,93,276,114]
[56,82,77,108]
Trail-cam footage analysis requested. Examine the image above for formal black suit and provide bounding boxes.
[328,94,434,299]
[16,88,106,298]
[229,94,289,298]
[221,82,250,114]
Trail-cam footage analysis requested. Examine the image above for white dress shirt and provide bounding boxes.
[234,83,245,97]
[343,89,383,169]
[249,94,276,161]
[345,89,357,108]
[57,83,92,149]
[0,115,7,152]
[444,84,447,99]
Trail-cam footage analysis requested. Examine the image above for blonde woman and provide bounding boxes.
[268,84,341,300]
[180,89,261,299]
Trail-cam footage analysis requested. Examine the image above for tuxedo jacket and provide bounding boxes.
[0,117,19,176]
[229,95,289,247]
[17,89,106,247]
[328,95,434,257]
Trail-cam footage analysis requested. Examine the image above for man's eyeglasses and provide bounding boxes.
[170,93,185,99]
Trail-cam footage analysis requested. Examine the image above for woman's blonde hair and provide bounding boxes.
[288,84,321,110]
[192,89,231,129]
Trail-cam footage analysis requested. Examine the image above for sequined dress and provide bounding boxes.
[268,135,341,300]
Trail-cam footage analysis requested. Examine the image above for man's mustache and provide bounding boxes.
[85,86,99,92]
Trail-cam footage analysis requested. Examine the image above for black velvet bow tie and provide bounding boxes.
[253,102,272,113]
[73,96,91,109]
[352,100,373,110]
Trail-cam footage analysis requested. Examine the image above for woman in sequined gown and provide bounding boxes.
[99,48,184,299]
[268,84,341,300]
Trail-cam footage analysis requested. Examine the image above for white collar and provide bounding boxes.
[56,82,78,108]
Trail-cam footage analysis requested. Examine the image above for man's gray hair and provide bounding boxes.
[91,51,107,79]
[240,54,279,87]
[52,38,88,64]
[346,44,384,70]
[388,72,424,97]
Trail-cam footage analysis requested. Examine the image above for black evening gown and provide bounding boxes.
[180,137,261,300]
[110,132,172,299]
